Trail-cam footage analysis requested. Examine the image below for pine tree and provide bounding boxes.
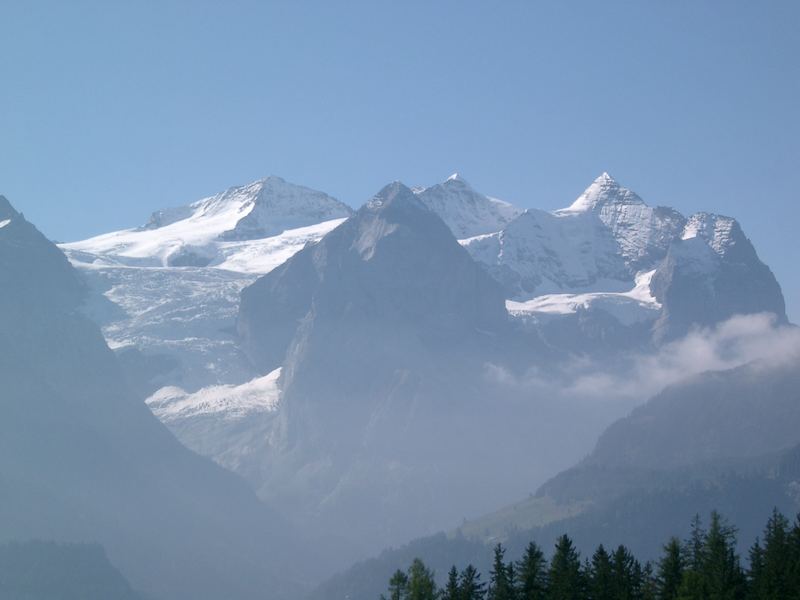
[748,538,765,599]
[676,570,705,600]
[676,512,745,600]
[641,562,658,600]
[611,545,642,600]
[587,545,613,600]
[507,562,517,600]
[460,564,487,600]
[442,566,459,600]
[516,541,547,600]
[701,511,745,600]
[657,537,685,600]
[686,515,706,573]
[384,569,409,600]
[757,508,792,599]
[788,514,800,600]
[548,535,583,600]
[488,544,515,600]
[677,514,708,600]
[407,558,438,600]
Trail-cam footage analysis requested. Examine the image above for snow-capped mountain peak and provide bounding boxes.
[217,176,352,240]
[62,176,352,269]
[558,172,646,214]
[414,174,523,238]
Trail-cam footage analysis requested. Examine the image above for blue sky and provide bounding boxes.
[1,1,798,318]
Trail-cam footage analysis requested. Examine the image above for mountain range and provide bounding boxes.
[56,171,788,564]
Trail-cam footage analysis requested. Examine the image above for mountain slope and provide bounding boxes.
[0,196,308,600]
[475,352,800,542]
[582,358,800,471]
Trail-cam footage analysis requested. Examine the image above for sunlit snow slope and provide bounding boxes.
[60,177,351,396]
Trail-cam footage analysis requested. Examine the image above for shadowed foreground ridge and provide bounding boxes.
[0,198,307,600]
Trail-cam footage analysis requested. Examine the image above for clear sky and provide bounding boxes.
[1,1,798,318]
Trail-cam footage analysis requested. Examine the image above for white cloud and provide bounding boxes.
[486,313,800,405]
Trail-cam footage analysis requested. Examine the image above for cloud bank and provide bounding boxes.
[488,313,800,405]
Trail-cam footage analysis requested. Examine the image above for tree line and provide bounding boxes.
[380,509,800,600]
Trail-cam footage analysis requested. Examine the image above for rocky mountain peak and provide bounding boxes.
[559,172,646,214]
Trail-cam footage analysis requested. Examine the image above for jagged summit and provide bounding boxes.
[365,181,423,211]
[446,172,465,183]
[558,172,646,214]
[681,212,743,256]
[0,195,18,220]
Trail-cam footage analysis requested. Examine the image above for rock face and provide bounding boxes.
[238,181,509,369]
[237,182,524,553]
[0,196,304,600]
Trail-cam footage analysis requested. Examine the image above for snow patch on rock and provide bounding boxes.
[147,368,282,421]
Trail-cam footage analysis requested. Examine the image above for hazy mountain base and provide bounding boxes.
[310,358,800,600]
[310,442,800,600]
